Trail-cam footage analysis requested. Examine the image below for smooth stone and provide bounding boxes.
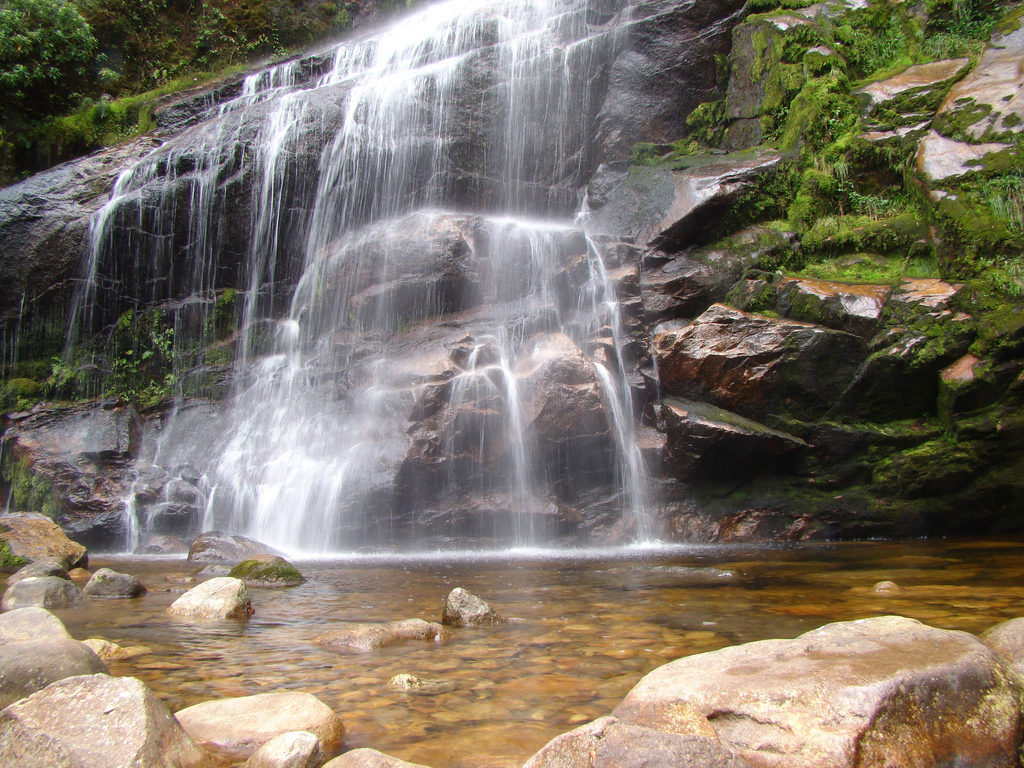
[176,691,345,762]
[323,748,433,768]
[167,577,253,620]
[0,673,214,767]
[83,567,147,598]
[0,639,107,708]
[312,619,451,653]
[229,555,305,588]
[441,587,505,627]
[1,576,85,610]
[6,557,68,585]
[244,730,325,768]
[614,616,1023,768]
[981,617,1024,676]
[0,513,87,569]
[0,606,71,644]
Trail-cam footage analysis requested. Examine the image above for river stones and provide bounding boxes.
[83,567,147,598]
[441,587,505,627]
[312,619,450,653]
[323,748,433,768]
[0,673,214,767]
[244,730,325,768]
[0,513,87,569]
[0,607,71,644]
[613,615,1024,768]
[0,639,107,709]
[1,575,85,610]
[523,716,752,768]
[167,577,254,619]
[229,555,305,587]
[187,531,284,563]
[175,691,345,761]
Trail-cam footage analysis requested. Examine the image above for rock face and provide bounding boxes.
[0,673,215,768]
[523,716,752,768]
[1,576,86,610]
[175,691,345,761]
[0,639,107,709]
[613,616,1024,768]
[188,532,284,563]
[441,587,505,627]
[83,567,147,598]
[0,607,72,643]
[229,555,305,588]
[0,513,87,569]
[166,577,254,620]
[653,304,867,419]
[311,619,451,653]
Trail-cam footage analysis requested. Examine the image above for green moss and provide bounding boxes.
[0,539,28,572]
[228,556,305,586]
[2,457,62,520]
[872,437,982,497]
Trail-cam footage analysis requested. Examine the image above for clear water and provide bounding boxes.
[47,539,1024,767]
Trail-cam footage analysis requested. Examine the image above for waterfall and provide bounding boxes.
[75,0,654,553]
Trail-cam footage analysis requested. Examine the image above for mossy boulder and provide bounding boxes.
[228,555,305,588]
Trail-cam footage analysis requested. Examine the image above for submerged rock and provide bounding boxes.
[83,567,147,598]
[441,587,506,627]
[167,576,253,620]
[229,555,305,588]
[312,619,450,653]
[175,691,345,762]
[0,673,214,767]
[613,615,1024,768]
[1,575,86,610]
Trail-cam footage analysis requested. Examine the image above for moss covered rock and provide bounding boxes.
[228,554,305,588]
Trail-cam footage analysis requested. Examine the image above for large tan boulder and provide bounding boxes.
[175,691,345,762]
[167,577,253,619]
[312,619,450,653]
[613,616,1024,768]
[0,673,215,767]
[0,513,86,569]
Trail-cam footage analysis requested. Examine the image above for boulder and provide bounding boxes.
[653,304,867,419]
[134,534,190,555]
[311,619,450,653]
[6,557,68,585]
[229,555,306,588]
[441,587,505,627]
[175,691,345,762]
[0,673,214,767]
[775,278,890,338]
[167,577,254,620]
[613,616,1024,768]
[323,749,432,768]
[0,639,107,709]
[522,716,752,768]
[83,567,147,598]
[1,576,86,610]
[188,531,284,564]
[0,607,71,644]
[0,513,87,569]
[661,397,806,479]
[244,730,325,768]
[982,617,1024,676]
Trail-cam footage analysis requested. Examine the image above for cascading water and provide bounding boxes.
[75,0,656,554]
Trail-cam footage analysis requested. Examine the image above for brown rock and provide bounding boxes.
[0,513,87,569]
[176,691,344,762]
[167,577,253,620]
[613,616,1024,768]
[776,278,890,338]
[323,748,432,768]
[312,619,450,653]
[441,587,505,627]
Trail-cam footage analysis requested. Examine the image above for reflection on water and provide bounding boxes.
[33,539,1024,767]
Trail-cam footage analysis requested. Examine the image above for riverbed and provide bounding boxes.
[42,539,1024,767]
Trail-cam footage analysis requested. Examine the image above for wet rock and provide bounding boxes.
[312,619,450,653]
[1,576,86,610]
[0,639,107,709]
[661,397,806,479]
[229,555,306,588]
[7,557,68,585]
[82,638,135,662]
[916,131,1014,182]
[188,531,285,563]
[872,580,901,594]
[83,567,147,598]
[386,673,455,694]
[654,304,867,419]
[0,673,214,767]
[0,513,87,569]
[522,716,751,768]
[933,17,1024,141]
[244,730,325,768]
[167,577,254,620]
[614,616,1024,768]
[0,607,71,644]
[775,278,890,338]
[855,59,970,123]
[134,534,190,555]
[981,618,1024,676]
[441,587,505,627]
[323,749,432,768]
[175,691,345,762]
